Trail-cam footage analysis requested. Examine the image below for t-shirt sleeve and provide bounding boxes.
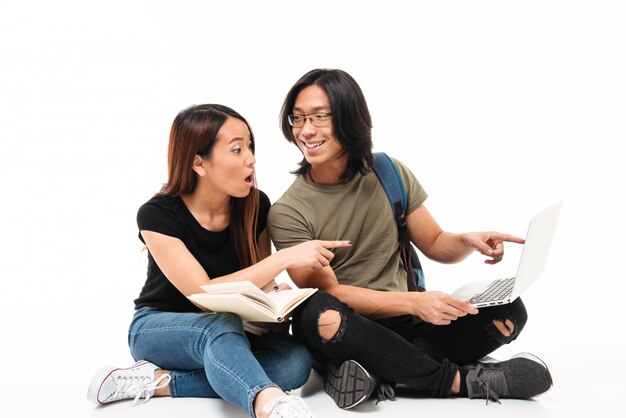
[136,198,185,244]
[257,190,271,236]
[392,157,428,215]
[267,201,313,252]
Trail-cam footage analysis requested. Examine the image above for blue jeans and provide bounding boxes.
[128,307,313,417]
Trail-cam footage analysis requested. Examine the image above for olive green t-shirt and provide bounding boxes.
[268,157,427,292]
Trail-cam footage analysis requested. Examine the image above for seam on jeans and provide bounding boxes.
[169,373,177,397]
[128,323,240,335]
[206,332,274,416]
[128,313,243,336]
[168,370,207,398]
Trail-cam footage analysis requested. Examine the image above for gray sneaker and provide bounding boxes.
[324,360,376,409]
[464,352,553,404]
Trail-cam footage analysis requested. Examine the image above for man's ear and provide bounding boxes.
[191,154,207,176]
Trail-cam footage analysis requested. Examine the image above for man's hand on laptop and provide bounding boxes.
[411,291,479,325]
[462,231,525,265]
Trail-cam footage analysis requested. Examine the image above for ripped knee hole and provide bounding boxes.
[493,319,515,337]
[317,310,341,341]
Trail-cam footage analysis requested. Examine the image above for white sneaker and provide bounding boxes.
[87,360,171,405]
[262,395,315,418]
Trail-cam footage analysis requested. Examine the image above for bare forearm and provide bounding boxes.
[323,283,417,319]
[324,282,479,325]
[425,231,473,264]
[209,251,289,289]
[406,207,473,264]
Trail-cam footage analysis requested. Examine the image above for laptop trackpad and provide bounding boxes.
[451,280,493,300]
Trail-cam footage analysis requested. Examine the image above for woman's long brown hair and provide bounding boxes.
[157,104,260,268]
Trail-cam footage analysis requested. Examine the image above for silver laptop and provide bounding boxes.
[451,200,562,308]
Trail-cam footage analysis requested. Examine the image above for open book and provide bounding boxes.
[188,281,317,323]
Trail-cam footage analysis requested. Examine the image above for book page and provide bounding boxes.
[190,281,318,322]
[200,281,275,310]
[268,288,317,317]
[189,293,279,322]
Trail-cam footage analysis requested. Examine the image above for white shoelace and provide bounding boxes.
[262,395,314,418]
[111,372,171,405]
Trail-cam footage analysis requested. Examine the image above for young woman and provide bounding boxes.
[87,104,350,418]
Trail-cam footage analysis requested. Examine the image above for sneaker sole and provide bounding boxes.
[324,360,375,409]
[87,360,151,405]
[475,355,499,364]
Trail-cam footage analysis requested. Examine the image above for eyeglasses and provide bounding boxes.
[287,112,333,128]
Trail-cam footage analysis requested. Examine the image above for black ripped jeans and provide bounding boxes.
[291,291,527,397]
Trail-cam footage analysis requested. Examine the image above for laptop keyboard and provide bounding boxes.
[470,277,515,304]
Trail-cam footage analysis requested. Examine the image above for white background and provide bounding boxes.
[1,1,625,416]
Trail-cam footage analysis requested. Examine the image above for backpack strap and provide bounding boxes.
[372,153,408,217]
[372,153,426,293]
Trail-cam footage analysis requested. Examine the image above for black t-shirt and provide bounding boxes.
[134,190,271,312]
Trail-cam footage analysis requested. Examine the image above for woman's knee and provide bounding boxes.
[285,343,314,387]
[194,312,247,354]
[266,334,314,389]
[209,312,246,333]
[128,311,245,368]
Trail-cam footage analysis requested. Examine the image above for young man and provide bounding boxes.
[268,69,553,409]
